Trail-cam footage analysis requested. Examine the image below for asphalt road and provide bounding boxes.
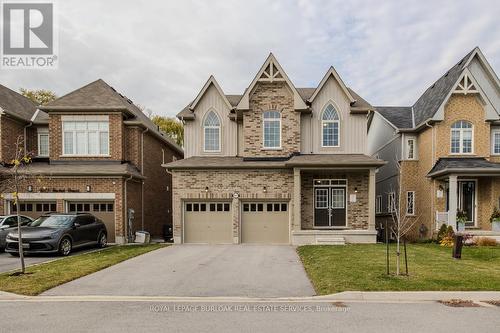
[44,245,315,297]
[0,299,498,333]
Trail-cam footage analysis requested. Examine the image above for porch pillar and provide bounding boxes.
[368,168,376,231]
[293,168,301,232]
[448,175,458,231]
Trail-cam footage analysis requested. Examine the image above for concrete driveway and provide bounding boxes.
[43,245,315,297]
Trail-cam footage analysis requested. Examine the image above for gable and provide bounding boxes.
[236,53,307,110]
[308,67,355,104]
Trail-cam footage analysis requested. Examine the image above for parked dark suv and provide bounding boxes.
[5,213,107,256]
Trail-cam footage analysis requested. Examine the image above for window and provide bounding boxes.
[263,111,281,148]
[203,111,221,152]
[331,189,345,208]
[37,128,49,157]
[376,195,382,213]
[388,192,396,212]
[492,130,500,155]
[450,121,473,154]
[406,138,415,160]
[321,104,340,147]
[62,121,109,155]
[406,191,415,215]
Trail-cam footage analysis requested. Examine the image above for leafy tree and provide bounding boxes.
[20,88,57,106]
[152,115,184,146]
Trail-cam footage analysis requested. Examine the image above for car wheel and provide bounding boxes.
[97,232,107,248]
[59,237,72,256]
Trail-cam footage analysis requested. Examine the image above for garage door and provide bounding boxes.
[10,201,57,219]
[184,202,232,244]
[241,202,289,244]
[67,201,115,242]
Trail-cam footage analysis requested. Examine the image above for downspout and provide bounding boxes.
[124,174,133,243]
[23,121,33,155]
[425,121,435,235]
[141,127,149,232]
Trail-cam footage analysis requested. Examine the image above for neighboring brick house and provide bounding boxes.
[368,47,500,240]
[164,54,385,245]
[0,80,183,243]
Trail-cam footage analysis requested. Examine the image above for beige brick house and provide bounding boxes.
[164,54,385,245]
[368,47,500,240]
[0,80,183,243]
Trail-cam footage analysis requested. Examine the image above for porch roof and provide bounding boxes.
[163,154,385,170]
[427,157,500,178]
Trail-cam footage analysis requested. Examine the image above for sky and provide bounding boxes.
[1,0,499,117]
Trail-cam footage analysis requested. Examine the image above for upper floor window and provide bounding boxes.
[406,191,415,215]
[376,195,382,214]
[406,138,416,160]
[203,111,220,152]
[263,111,281,149]
[37,128,49,157]
[492,129,500,155]
[450,120,473,154]
[388,192,396,212]
[321,104,340,147]
[62,121,109,156]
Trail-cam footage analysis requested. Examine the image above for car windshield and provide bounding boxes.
[29,216,50,227]
[35,215,74,228]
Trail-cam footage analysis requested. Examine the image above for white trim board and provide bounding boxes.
[3,193,116,200]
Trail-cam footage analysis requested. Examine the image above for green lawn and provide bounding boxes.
[297,244,500,295]
[0,244,165,296]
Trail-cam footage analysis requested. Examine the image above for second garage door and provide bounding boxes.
[241,202,289,244]
[184,202,232,244]
[67,201,115,242]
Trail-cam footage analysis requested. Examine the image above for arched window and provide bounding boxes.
[263,111,281,148]
[450,120,473,154]
[321,104,340,147]
[203,111,221,152]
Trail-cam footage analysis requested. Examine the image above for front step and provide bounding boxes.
[316,237,346,245]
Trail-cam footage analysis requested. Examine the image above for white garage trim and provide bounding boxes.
[2,192,116,200]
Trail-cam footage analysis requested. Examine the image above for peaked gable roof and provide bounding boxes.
[189,75,233,111]
[308,66,355,104]
[236,53,308,110]
[0,84,38,122]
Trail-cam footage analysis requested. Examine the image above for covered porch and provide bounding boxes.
[287,154,384,245]
[429,158,500,239]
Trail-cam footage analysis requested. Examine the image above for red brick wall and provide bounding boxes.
[0,116,25,162]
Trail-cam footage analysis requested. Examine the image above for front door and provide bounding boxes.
[314,187,347,228]
[459,181,476,227]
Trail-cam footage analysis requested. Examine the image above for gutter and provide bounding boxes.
[23,121,33,154]
[123,174,134,243]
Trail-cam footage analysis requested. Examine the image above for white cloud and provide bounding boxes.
[1,0,498,116]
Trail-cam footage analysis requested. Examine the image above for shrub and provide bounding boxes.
[490,207,500,223]
[437,224,448,242]
[440,235,454,247]
[476,237,498,246]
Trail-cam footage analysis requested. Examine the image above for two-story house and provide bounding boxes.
[0,80,183,243]
[164,54,385,245]
[368,47,500,240]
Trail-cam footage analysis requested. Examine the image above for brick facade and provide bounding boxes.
[0,116,25,162]
[243,82,300,157]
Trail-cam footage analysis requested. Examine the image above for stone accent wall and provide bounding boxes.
[243,82,300,157]
[171,169,293,240]
[0,116,25,162]
[49,113,123,161]
[300,171,370,230]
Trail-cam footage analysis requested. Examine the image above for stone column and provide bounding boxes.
[368,168,376,231]
[293,168,301,234]
[448,175,458,231]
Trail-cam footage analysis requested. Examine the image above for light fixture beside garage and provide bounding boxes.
[86,185,92,192]
[205,186,209,193]
[354,187,358,193]
[263,186,267,193]
[27,185,33,192]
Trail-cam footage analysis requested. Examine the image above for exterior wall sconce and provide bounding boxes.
[263,186,267,193]
[354,187,358,193]
[205,186,209,193]
[86,185,91,192]
[27,185,33,192]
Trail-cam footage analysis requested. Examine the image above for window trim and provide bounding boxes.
[321,102,341,148]
[492,129,500,156]
[37,128,49,157]
[406,191,415,216]
[376,195,382,214]
[262,110,282,150]
[61,120,110,157]
[202,110,222,153]
[450,120,474,155]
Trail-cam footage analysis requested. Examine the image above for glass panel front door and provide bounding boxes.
[314,186,346,227]
[459,181,475,226]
